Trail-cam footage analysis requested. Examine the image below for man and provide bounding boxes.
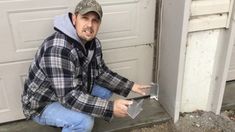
[21,0,148,131]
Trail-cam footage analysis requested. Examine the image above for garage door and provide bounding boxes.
[0,0,156,123]
[227,42,235,81]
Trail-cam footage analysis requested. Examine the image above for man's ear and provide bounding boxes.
[72,14,77,25]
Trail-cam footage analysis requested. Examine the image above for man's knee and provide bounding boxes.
[92,84,113,99]
[72,116,94,132]
[82,116,94,131]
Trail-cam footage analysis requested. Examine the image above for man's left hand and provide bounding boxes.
[131,83,150,96]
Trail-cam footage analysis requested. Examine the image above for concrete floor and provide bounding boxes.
[222,81,235,110]
[0,98,171,132]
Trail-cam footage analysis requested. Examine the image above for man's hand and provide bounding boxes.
[113,99,133,118]
[132,83,150,96]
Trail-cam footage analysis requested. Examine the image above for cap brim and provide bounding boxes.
[79,8,102,19]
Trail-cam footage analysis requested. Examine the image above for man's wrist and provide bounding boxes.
[103,101,114,122]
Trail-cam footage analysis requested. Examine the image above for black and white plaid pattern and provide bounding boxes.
[21,32,134,122]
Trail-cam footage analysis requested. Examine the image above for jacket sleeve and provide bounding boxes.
[95,57,134,97]
[40,46,113,121]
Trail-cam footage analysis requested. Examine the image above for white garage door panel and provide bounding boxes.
[9,8,68,52]
[227,44,235,80]
[104,45,153,84]
[0,0,72,63]
[99,0,156,49]
[109,60,137,82]
[0,61,30,123]
[98,2,138,49]
[105,45,154,99]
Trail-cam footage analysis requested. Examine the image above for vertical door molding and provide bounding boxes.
[158,0,191,122]
[211,2,235,114]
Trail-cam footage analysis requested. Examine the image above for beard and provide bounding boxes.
[80,27,95,41]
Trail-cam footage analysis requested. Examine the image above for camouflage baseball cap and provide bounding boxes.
[75,0,103,19]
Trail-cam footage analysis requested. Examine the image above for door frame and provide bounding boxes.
[211,2,235,114]
[157,0,191,122]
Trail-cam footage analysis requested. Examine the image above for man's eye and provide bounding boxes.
[93,19,100,23]
[93,20,98,23]
[82,16,88,20]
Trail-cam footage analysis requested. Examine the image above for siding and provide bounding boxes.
[189,0,234,32]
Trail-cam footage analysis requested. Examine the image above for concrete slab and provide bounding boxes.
[93,98,171,132]
[0,98,170,132]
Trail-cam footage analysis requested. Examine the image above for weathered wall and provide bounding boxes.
[181,29,222,112]
[181,0,234,112]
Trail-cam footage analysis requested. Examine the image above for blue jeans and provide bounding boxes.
[33,84,112,132]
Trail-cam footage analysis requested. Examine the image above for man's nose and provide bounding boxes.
[87,20,92,27]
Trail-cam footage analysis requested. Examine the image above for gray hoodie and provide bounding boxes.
[54,13,84,45]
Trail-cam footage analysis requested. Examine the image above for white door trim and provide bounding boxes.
[158,0,191,122]
[211,2,235,114]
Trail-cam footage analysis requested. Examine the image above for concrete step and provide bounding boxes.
[93,98,171,132]
[0,98,171,132]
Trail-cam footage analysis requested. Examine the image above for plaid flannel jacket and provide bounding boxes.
[21,31,134,121]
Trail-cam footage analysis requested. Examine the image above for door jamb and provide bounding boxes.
[211,2,235,114]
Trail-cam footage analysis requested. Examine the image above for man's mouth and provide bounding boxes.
[83,28,93,35]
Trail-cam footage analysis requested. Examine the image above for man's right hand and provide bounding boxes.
[113,99,133,118]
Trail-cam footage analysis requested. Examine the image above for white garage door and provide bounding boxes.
[227,42,235,81]
[0,0,156,123]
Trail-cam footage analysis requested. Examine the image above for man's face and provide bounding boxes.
[72,12,101,43]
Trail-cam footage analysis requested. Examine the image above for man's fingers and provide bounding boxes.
[140,85,151,89]
[138,85,151,95]
[122,100,133,106]
[136,87,148,95]
[114,99,132,118]
[119,112,128,117]
[121,105,128,111]
[139,90,146,95]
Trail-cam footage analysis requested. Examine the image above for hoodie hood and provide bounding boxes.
[54,13,83,44]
